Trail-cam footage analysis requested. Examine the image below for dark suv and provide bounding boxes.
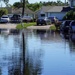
[60,20,71,33]
[10,14,21,23]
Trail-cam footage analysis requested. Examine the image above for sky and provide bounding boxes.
[0,0,66,7]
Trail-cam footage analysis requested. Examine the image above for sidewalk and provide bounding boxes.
[0,23,17,29]
[27,25,52,30]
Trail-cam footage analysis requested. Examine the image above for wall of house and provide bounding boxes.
[68,0,75,7]
[47,12,66,20]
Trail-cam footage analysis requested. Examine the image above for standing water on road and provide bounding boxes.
[0,29,75,75]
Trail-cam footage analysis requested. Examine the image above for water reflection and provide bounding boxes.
[0,30,75,75]
[0,30,43,75]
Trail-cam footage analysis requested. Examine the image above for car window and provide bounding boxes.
[2,17,8,18]
[65,21,71,26]
[71,21,75,26]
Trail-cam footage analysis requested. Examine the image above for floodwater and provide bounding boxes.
[0,29,75,75]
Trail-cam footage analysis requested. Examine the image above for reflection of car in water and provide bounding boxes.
[36,30,48,38]
[69,33,75,42]
[60,32,69,39]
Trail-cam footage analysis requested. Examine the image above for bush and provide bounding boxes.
[0,8,8,17]
[63,10,75,20]
[55,21,62,30]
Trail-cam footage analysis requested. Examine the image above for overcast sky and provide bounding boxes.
[0,0,66,7]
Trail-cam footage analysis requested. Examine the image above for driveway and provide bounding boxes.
[27,25,52,30]
[0,23,17,29]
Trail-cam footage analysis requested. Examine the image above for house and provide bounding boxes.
[36,6,74,20]
[68,0,75,7]
[12,8,34,18]
[0,7,35,18]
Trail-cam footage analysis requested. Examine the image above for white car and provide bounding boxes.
[1,15,10,22]
[21,16,33,22]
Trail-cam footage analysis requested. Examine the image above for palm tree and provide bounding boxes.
[3,0,9,7]
[22,0,25,17]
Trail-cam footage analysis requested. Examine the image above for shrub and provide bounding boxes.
[63,10,75,20]
[55,21,62,30]
[0,8,8,17]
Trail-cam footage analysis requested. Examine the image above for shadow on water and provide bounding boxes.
[7,32,43,75]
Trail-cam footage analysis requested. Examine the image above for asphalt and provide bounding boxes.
[0,23,52,30]
[0,23,17,29]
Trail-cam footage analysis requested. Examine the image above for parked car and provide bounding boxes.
[60,20,71,33]
[10,14,21,23]
[48,16,58,23]
[1,15,10,22]
[36,17,51,25]
[21,16,33,22]
[69,20,75,33]
[0,18,8,23]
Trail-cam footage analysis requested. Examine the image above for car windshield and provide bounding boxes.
[38,17,47,20]
[65,21,71,26]
[2,17,8,18]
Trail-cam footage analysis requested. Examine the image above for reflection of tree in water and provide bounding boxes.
[25,50,42,75]
[8,33,42,75]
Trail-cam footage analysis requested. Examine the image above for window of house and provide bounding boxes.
[41,14,45,17]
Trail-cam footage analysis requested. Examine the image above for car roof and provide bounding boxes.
[2,15,8,17]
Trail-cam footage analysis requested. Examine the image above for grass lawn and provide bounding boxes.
[50,24,56,31]
[16,22,36,29]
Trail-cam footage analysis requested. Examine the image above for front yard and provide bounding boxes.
[16,22,36,29]
[16,22,57,31]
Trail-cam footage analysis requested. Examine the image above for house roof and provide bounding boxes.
[12,8,34,14]
[38,6,74,13]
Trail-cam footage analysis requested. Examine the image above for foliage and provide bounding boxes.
[13,1,68,11]
[27,3,42,11]
[50,25,56,31]
[0,8,8,17]
[63,10,75,20]
[3,0,9,7]
[16,22,36,29]
[13,2,23,8]
[55,21,61,30]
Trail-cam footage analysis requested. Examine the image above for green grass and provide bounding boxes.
[16,22,36,29]
[50,25,56,31]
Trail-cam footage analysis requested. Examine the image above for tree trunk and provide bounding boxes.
[22,0,25,17]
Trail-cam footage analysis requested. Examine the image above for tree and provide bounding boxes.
[0,8,8,17]
[22,0,25,17]
[3,0,9,7]
[63,10,75,20]
[13,2,23,8]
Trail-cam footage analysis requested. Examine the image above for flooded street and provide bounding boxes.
[0,29,75,75]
